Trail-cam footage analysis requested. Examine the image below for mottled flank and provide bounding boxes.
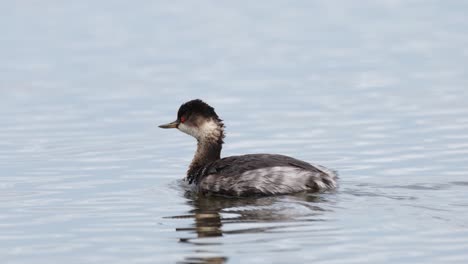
[194,154,338,197]
[161,99,338,197]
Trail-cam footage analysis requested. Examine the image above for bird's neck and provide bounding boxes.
[187,122,224,183]
[190,141,222,170]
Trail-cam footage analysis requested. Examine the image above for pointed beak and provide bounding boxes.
[158,120,179,129]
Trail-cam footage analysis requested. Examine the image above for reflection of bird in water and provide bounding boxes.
[179,256,227,264]
[177,210,223,239]
[169,191,333,264]
[159,99,338,197]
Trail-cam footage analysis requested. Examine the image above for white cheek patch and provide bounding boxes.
[178,123,199,138]
[199,120,221,139]
[178,120,220,140]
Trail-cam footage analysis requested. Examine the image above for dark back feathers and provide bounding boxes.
[187,154,325,184]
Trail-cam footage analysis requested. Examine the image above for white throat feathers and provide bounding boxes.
[178,118,224,143]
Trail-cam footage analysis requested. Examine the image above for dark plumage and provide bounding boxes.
[159,99,337,197]
[177,99,220,120]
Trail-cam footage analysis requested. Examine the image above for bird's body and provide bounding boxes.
[189,154,337,196]
[159,99,337,197]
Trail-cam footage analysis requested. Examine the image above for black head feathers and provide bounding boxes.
[177,99,220,121]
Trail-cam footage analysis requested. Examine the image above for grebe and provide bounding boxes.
[159,99,337,197]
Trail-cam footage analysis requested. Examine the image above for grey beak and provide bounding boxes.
[158,120,179,129]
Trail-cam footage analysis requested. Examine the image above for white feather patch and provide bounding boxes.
[199,166,337,196]
[178,119,220,140]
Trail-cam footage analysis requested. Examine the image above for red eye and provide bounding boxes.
[180,116,186,123]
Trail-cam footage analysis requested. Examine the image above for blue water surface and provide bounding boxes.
[1,1,468,263]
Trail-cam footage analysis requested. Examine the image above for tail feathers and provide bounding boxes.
[307,171,338,191]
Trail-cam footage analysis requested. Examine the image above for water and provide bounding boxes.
[1,1,468,263]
